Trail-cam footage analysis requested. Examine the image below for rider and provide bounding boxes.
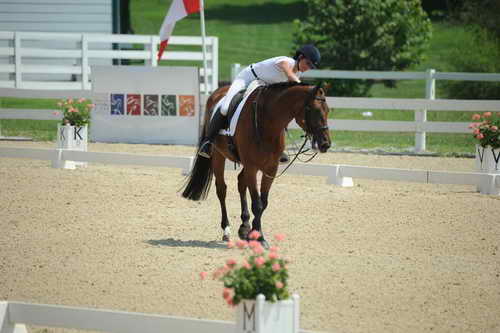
[197,44,321,160]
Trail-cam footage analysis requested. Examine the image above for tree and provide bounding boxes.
[293,0,432,96]
[442,0,500,100]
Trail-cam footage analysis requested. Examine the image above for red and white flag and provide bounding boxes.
[157,0,200,61]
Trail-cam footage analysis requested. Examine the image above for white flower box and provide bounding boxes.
[235,294,300,333]
[475,144,500,195]
[53,124,88,169]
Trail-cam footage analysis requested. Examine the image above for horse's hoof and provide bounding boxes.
[238,226,251,240]
[222,234,230,242]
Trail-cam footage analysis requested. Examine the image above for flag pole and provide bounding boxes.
[200,0,209,96]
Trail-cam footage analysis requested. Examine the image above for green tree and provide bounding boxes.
[443,0,500,100]
[293,0,432,96]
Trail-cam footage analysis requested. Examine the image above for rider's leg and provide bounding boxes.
[198,78,247,158]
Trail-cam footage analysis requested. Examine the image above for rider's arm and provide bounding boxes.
[277,60,301,83]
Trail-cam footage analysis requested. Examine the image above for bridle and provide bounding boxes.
[303,88,329,140]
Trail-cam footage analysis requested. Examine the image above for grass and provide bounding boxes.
[0,1,481,154]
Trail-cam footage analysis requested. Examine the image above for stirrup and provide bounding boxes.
[198,141,212,158]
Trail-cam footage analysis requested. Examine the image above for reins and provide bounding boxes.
[262,86,326,180]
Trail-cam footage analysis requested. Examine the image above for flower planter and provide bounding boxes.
[235,294,300,333]
[475,145,500,194]
[53,124,88,169]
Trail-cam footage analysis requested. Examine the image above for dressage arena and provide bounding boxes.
[1,141,499,333]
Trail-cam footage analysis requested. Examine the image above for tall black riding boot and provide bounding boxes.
[198,111,226,158]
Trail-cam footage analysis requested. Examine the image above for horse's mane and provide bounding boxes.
[265,81,312,91]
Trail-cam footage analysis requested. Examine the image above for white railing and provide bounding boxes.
[0,31,219,93]
[0,301,317,333]
[1,146,498,195]
[231,64,500,151]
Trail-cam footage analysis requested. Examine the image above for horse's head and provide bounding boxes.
[295,84,332,153]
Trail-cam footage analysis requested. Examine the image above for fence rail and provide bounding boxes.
[0,31,219,93]
[231,64,500,151]
[1,146,498,195]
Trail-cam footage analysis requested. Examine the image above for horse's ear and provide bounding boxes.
[313,82,323,95]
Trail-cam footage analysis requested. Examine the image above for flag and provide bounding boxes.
[157,0,201,61]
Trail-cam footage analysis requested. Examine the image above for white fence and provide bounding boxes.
[0,301,253,333]
[1,146,498,195]
[0,31,219,93]
[232,64,500,152]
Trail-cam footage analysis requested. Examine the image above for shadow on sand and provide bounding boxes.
[145,238,227,249]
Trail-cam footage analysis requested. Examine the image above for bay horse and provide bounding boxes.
[181,82,332,246]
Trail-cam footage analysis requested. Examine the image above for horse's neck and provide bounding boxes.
[267,87,308,130]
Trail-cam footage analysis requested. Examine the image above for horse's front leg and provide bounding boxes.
[212,153,230,242]
[237,168,251,240]
[245,167,270,248]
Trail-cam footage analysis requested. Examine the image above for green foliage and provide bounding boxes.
[293,0,432,96]
[470,112,500,149]
[57,98,94,127]
[441,28,500,99]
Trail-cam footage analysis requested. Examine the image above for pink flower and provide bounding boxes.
[274,234,285,242]
[270,246,279,253]
[477,133,485,139]
[242,259,251,269]
[199,271,208,280]
[222,288,232,300]
[249,230,261,240]
[272,263,281,272]
[226,297,235,307]
[472,114,481,120]
[473,129,480,135]
[268,252,279,260]
[483,112,492,117]
[252,244,264,255]
[255,256,266,267]
[236,240,248,249]
[491,126,498,131]
[227,241,235,249]
[226,258,237,267]
[275,281,284,289]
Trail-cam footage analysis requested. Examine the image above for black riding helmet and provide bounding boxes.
[294,44,321,69]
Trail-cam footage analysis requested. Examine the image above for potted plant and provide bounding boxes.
[53,98,94,169]
[200,232,300,333]
[469,112,500,173]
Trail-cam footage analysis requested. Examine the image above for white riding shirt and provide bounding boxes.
[220,56,302,115]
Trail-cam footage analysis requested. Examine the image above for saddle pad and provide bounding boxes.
[220,81,264,137]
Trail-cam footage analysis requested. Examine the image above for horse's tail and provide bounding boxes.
[180,87,228,201]
[181,153,213,201]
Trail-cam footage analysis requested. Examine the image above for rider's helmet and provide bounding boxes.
[294,44,321,69]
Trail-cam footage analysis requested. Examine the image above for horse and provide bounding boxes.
[181,82,332,247]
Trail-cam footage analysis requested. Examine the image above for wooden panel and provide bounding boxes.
[341,165,429,183]
[7,302,235,333]
[0,108,60,120]
[327,97,500,112]
[0,13,110,23]
[304,70,426,80]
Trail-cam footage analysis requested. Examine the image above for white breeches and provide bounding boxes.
[220,67,255,116]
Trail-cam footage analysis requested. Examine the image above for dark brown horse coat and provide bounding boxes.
[182,82,331,246]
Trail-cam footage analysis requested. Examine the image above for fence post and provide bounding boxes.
[415,68,435,152]
[14,32,22,88]
[81,34,90,90]
[146,36,157,67]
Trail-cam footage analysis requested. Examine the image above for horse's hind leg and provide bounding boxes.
[212,153,230,241]
[237,168,251,240]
